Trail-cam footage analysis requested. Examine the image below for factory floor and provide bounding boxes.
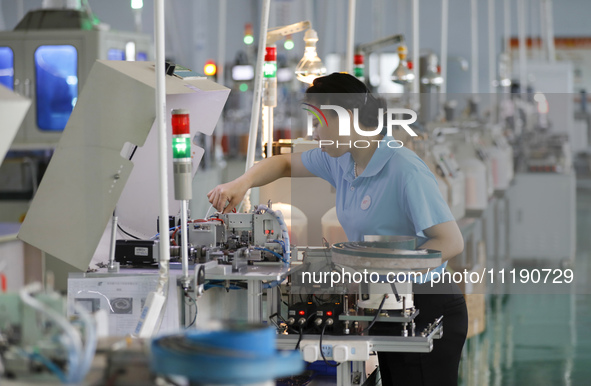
[461,184,591,386]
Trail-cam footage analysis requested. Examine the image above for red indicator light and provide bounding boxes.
[326,311,333,316]
[298,310,306,316]
[171,110,190,135]
[265,46,277,62]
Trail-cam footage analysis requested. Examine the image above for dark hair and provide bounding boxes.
[305,73,386,128]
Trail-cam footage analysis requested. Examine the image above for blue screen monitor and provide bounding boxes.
[0,47,14,90]
[35,45,78,132]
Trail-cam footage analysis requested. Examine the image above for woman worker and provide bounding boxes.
[208,73,468,386]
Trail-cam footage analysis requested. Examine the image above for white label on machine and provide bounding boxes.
[135,247,149,256]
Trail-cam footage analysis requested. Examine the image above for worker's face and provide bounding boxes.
[312,109,351,158]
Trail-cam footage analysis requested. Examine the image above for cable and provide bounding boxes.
[26,351,67,383]
[72,301,98,382]
[20,283,83,383]
[117,223,140,240]
[269,313,301,335]
[185,295,198,328]
[171,225,181,246]
[254,247,288,264]
[268,313,281,329]
[295,325,304,350]
[271,239,286,255]
[263,279,283,289]
[150,226,177,241]
[294,311,318,350]
[319,324,340,367]
[362,294,388,334]
[255,205,291,261]
[204,204,214,218]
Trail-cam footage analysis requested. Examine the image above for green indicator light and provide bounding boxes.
[263,62,277,78]
[172,137,191,159]
[239,83,248,92]
[354,67,364,78]
[244,35,254,45]
[284,40,295,50]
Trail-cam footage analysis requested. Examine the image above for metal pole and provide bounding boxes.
[346,0,356,75]
[488,0,496,94]
[336,0,345,57]
[215,0,227,158]
[247,280,263,322]
[488,0,497,124]
[440,0,449,97]
[517,0,527,94]
[504,0,511,53]
[154,0,170,292]
[245,0,271,173]
[180,200,189,284]
[108,215,119,272]
[544,0,556,62]
[540,0,550,60]
[243,0,271,211]
[268,107,273,159]
[471,0,479,95]
[412,0,420,95]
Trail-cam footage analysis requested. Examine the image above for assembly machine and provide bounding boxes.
[108,217,445,385]
[4,201,446,385]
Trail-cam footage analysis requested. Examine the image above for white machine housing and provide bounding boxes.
[0,29,152,148]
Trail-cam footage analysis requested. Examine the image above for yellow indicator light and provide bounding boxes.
[204,60,217,76]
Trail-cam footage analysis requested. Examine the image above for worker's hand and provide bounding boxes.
[207,179,249,214]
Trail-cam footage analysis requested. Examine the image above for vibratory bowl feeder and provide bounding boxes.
[331,236,443,336]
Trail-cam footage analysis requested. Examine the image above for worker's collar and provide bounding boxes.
[338,137,398,183]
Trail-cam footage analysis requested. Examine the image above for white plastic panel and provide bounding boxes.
[18,60,230,271]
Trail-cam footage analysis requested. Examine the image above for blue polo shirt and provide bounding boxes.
[301,138,455,282]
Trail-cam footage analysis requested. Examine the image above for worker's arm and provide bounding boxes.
[419,220,464,263]
[207,153,314,213]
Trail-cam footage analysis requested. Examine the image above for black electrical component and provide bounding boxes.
[165,61,176,75]
[286,302,317,328]
[315,303,344,333]
[115,239,158,266]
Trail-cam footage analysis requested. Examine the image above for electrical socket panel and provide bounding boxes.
[300,339,371,363]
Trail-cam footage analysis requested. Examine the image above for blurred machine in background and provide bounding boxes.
[0,5,151,224]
